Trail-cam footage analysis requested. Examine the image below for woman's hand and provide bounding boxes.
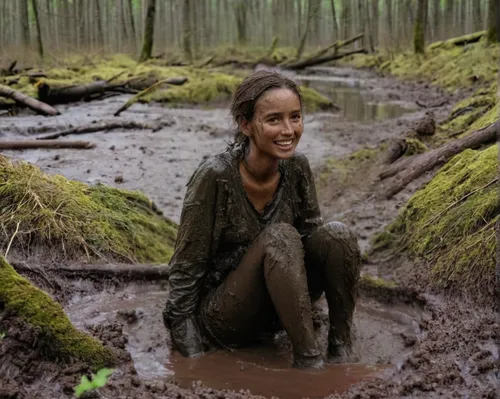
[170,316,205,357]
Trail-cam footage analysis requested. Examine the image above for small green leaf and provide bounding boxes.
[74,369,114,398]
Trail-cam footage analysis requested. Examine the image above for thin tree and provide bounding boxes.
[296,0,320,59]
[330,0,339,40]
[31,0,44,58]
[139,0,156,62]
[487,0,500,43]
[414,0,427,53]
[235,0,247,45]
[183,0,193,63]
[20,0,30,47]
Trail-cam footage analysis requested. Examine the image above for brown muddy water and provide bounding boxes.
[0,67,459,398]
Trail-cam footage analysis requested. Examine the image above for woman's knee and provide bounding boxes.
[260,223,304,266]
[308,222,361,268]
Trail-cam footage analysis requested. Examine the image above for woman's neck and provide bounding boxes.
[243,147,279,183]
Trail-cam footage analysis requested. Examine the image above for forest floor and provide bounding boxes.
[0,65,498,399]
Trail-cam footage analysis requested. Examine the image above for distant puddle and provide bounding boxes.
[296,75,416,122]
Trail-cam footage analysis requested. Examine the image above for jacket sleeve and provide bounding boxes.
[294,154,323,238]
[164,160,219,357]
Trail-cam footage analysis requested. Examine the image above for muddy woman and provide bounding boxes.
[163,70,361,369]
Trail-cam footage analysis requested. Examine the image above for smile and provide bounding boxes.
[275,139,293,148]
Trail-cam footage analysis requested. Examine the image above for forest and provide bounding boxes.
[0,1,499,399]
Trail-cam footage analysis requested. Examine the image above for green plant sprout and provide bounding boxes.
[74,368,115,398]
[0,332,5,340]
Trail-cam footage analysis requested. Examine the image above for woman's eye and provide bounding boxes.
[268,117,279,123]
[291,114,301,121]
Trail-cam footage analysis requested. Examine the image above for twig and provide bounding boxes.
[4,222,20,258]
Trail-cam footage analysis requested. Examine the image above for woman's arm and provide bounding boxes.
[164,160,219,357]
[294,153,323,238]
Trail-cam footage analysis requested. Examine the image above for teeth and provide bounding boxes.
[276,140,292,146]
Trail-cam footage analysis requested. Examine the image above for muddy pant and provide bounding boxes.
[200,222,361,365]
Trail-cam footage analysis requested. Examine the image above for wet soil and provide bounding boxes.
[1,66,498,398]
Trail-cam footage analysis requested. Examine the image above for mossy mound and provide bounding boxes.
[404,138,428,156]
[0,155,177,263]
[0,256,116,369]
[342,38,498,92]
[385,145,498,299]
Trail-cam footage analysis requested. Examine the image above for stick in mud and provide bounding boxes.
[0,84,59,116]
[0,140,95,150]
[114,77,188,117]
[36,120,164,140]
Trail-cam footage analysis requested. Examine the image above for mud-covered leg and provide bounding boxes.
[304,222,361,362]
[201,223,323,369]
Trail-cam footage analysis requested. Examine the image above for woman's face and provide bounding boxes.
[241,88,304,161]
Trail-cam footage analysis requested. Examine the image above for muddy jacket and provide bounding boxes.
[164,147,323,356]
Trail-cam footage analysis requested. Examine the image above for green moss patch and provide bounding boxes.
[386,145,498,298]
[0,256,115,369]
[0,155,177,263]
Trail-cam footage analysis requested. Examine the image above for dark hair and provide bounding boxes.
[229,70,303,150]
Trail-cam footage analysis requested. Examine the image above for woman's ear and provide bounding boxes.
[239,118,252,137]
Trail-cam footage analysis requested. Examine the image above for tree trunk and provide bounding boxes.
[385,0,393,44]
[20,0,30,47]
[183,0,193,63]
[235,0,247,45]
[414,0,426,53]
[330,0,339,40]
[473,0,483,31]
[0,140,95,150]
[139,0,156,62]
[297,0,320,59]
[31,0,44,58]
[94,0,104,47]
[0,84,59,116]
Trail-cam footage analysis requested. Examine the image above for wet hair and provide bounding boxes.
[229,70,303,151]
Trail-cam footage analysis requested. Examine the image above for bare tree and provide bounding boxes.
[183,0,193,63]
[31,0,44,58]
[414,0,427,53]
[139,0,156,62]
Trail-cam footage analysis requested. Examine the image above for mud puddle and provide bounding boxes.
[65,280,422,398]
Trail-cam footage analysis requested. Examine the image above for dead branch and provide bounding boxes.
[36,120,163,140]
[284,48,368,70]
[114,77,188,116]
[0,140,95,150]
[196,55,216,68]
[382,120,499,198]
[0,84,59,116]
[11,261,170,281]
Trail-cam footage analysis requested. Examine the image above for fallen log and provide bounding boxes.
[0,84,59,116]
[382,120,499,198]
[37,80,135,105]
[284,48,368,70]
[11,260,170,281]
[428,31,486,50]
[114,77,188,116]
[0,140,95,150]
[37,120,163,140]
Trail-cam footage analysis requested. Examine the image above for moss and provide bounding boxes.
[404,138,428,156]
[300,86,335,112]
[0,256,115,369]
[360,274,398,289]
[464,102,499,134]
[370,231,397,251]
[387,145,498,297]
[0,155,177,263]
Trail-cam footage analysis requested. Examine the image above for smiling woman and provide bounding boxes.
[163,71,361,370]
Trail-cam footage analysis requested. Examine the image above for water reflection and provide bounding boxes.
[166,346,386,399]
[300,78,414,122]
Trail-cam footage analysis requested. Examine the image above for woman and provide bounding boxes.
[163,70,360,369]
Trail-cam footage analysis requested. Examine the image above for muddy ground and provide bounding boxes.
[0,66,498,399]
